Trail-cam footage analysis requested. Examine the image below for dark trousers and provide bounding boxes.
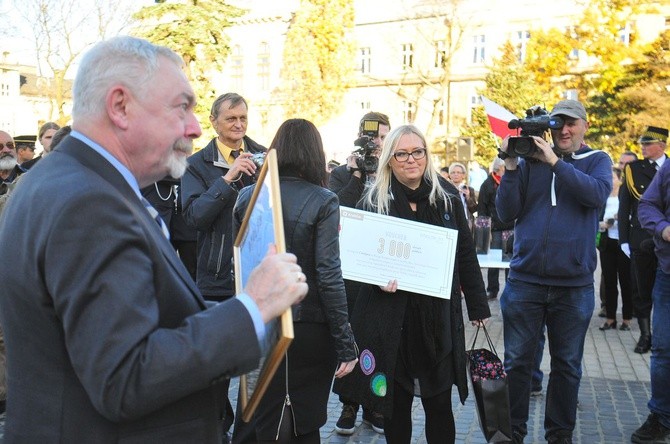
[600,236,633,320]
[487,230,509,294]
[339,279,362,408]
[384,379,455,444]
[631,242,658,319]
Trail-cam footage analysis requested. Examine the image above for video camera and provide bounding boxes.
[505,106,564,158]
[352,120,380,174]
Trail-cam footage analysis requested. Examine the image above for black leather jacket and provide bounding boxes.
[181,136,266,298]
[233,176,357,362]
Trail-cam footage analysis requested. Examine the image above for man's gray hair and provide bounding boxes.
[72,36,183,121]
[490,156,505,173]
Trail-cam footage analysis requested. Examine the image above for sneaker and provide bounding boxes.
[632,413,670,443]
[335,404,358,435]
[362,409,384,434]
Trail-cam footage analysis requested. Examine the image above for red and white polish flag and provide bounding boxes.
[481,96,519,139]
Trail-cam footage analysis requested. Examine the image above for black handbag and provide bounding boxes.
[467,324,513,443]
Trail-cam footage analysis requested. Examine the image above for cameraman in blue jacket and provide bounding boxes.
[496,100,612,444]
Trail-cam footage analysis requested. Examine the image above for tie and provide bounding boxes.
[141,197,170,240]
[231,150,241,160]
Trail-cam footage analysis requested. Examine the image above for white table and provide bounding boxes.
[476,248,510,269]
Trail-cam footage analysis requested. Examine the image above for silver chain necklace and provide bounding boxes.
[154,183,174,201]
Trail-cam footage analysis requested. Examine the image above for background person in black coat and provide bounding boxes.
[328,111,390,435]
[477,156,514,300]
[618,125,667,353]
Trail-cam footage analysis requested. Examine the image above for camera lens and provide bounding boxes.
[513,137,534,156]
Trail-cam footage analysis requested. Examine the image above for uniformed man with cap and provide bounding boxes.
[619,125,668,354]
[14,134,37,166]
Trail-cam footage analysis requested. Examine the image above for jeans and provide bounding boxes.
[649,269,670,429]
[532,330,546,391]
[500,279,594,439]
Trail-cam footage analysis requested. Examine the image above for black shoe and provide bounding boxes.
[362,409,384,434]
[511,430,525,444]
[335,404,358,435]
[599,320,617,331]
[632,413,670,443]
[620,322,631,331]
[635,335,652,354]
[597,307,607,318]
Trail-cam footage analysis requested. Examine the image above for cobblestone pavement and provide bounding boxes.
[317,295,652,443]
[0,269,652,443]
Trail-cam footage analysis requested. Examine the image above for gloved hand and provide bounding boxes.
[620,243,631,258]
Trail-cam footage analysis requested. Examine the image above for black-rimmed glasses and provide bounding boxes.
[0,142,15,150]
[393,148,426,162]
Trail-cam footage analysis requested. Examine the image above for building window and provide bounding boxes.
[618,23,631,45]
[469,95,481,123]
[563,89,578,100]
[402,100,414,123]
[565,27,580,61]
[231,45,243,91]
[434,40,446,68]
[402,43,414,70]
[515,30,530,62]
[360,47,371,74]
[472,35,485,63]
[437,100,446,125]
[257,42,270,91]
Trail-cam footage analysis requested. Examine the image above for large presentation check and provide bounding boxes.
[339,207,458,299]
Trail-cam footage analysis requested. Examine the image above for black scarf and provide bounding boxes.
[389,175,451,372]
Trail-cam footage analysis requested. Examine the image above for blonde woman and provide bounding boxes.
[334,125,490,443]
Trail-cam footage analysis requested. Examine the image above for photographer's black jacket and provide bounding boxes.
[181,136,266,299]
[328,164,365,208]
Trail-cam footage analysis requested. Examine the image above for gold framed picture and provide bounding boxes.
[233,149,294,423]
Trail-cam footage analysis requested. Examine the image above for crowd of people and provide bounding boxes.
[0,35,668,444]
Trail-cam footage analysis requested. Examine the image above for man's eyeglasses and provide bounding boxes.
[0,142,15,150]
[393,148,427,162]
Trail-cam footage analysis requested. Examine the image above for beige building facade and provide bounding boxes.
[223,0,670,164]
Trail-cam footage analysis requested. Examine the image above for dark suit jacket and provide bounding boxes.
[0,136,261,443]
[619,156,666,249]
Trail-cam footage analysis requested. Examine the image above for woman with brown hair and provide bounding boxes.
[233,119,357,443]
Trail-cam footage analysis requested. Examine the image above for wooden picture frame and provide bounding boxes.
[233,149,294,423]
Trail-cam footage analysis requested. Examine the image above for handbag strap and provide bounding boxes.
[469,323,499,357]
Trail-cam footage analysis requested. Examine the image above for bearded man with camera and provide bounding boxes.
[328,112,390,208]
[328,111,389,435]
[496,99,612,444]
